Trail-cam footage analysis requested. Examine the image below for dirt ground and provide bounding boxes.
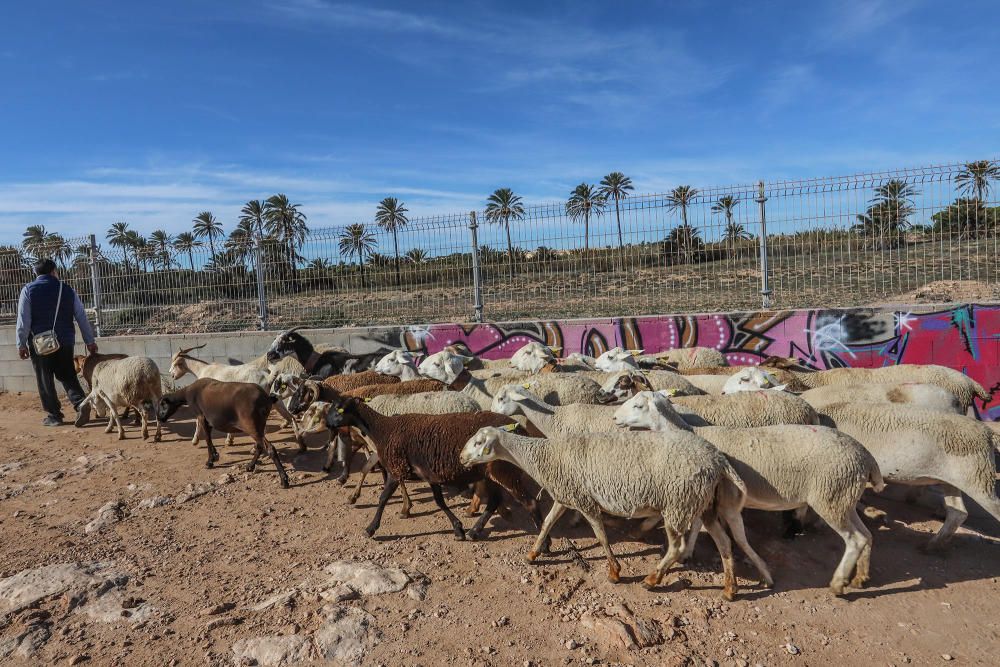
[1,391,999,667]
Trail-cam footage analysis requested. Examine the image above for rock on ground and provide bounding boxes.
[231,634,312,666]
[320,560,411,596]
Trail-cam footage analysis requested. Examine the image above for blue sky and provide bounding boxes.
[1,0,997,242]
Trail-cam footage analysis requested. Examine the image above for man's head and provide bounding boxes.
[34,258,57,277]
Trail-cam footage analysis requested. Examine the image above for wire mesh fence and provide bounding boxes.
[1,159,998,335]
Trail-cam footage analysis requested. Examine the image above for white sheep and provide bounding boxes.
[460,426,766,600]
[490,385,619,437]
[800,383,963,414]
[373,349,422,380]
[593,347,641,372]
[658,347,728,369]
[418,349,603,408]
[721,367,790,394]
[682,374,730,395]
[510,342,559,371]
[613,391,883,595]
[817,401,1000,549]
[595,370,705,403]
[669,391,819,428]
[725,364,991,412]
[80,356,163,441]
[565,353,597,369]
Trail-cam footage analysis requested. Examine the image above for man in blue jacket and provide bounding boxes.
[16,258,99,426]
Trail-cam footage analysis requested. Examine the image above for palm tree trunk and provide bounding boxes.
[188,251,195,272]
[358,258,366,289]
[584,212,590,252]
[209,238,216,266]
[392,231,401,288]
[286,241,298,292]
[614,198,623,252]
[504,220,514,282]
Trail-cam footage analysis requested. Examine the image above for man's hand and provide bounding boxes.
[86,343,98,355]
[18,346,29,360]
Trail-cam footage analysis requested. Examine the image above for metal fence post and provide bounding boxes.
[254,235,269,330]
[755,181,774,309]
[468,211,484,322]
[88,234,103,337]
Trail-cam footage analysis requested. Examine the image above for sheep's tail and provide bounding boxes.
[970,378,992,402]
[867,460,886,493]
[718,456,747,500]
[989,426,1000,454]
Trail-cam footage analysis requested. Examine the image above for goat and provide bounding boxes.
[265,327,391,378]
[157,378,290,488]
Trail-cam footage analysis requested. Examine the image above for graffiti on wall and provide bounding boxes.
[376,304,999,421]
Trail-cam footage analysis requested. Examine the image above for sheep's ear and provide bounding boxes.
[771,384,788,391]
[629,349,644,357]
[500,423,518,432]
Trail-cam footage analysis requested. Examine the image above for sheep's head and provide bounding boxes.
[594,347,641,372]
[459,426,505,467]
[490,384,539,415]
[515,346,557,373]
[375,349,417,376]
[266,327,303,363]
[596,371,653,404]
[270,373,301,398]
[156,395,185,422]
[721,367,787,394]
[614,391,690,431]
[299,401,332,433]
[324,396,359,429]
[418,350,467,385]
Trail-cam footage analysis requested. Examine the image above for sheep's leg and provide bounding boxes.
[398,481,412,518]
[466,486,503,541]
[701,515,738,601]
[578,510,621,583]
[925,484,969,550]
[466,493,482,517]
[225,433,235,446]
[365,475,399,538]
[951,485,1000,543]
[814,504,869,596]
[263,438,290,489]
[528,502,567,562]
[848,510,873,589]
[720,505,774,588]
[137,404,150,440]
[191,420,202,447]
[679,517,702,562]
[349,453,380,504]
[202,419,220,468]
[643,525,686,590]
[152,410,162,443]
[272,401,304,450]
[429,483,467,540]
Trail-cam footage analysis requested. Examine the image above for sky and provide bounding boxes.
[1,0,998,244]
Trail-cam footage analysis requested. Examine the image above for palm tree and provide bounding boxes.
[239,200,267,238]
[72,244,92,271]
[192,212,223,266]
[598,172,634,251]
[666,185,700,262]
[223,222,255,266]
[375,197,409,287]
[566,184,605,252]
[44,233,72,270]
[404,248,428,264]
[21,225,48,259]
[106,222,133,272]
[712,195,751,248]
[955,160,1000,203]
[173,232,202,271]
[338,223,377,287]
[263,194,309,289]
[484,188,526,281]
[854,179,918,247]
[149,230,175,270]
[307,258,332,272]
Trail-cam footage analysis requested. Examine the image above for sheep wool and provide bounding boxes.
[800,383,962,414]
[791,365,991,411]
[85,356,163,441]
[659,347,728,369]
[671,391,819,428]
[367,391,481,416]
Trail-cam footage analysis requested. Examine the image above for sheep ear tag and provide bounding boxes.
[501,423,518,432]
[668,389,679,396]
[337,408,344,414]
[363,398,372,404]
[522,383,531,389]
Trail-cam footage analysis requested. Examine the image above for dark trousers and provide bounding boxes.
[30,344,87,420]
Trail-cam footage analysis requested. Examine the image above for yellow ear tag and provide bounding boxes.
[668,389,679,396]
[501,423,518,432]
[363,398,372,403]
[337,408,344,414]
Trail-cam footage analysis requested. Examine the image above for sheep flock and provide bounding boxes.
[70,335,999,602]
